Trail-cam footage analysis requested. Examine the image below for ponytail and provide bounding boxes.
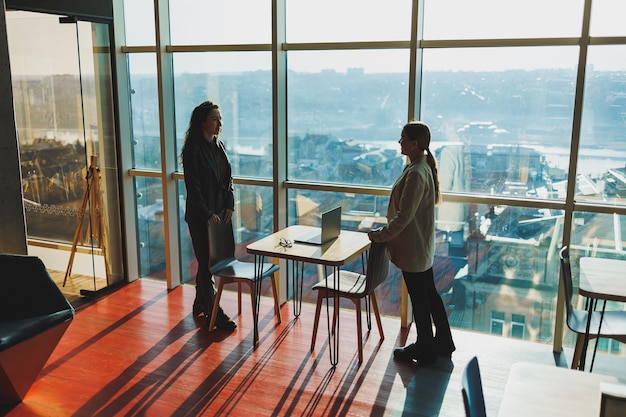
[426,148,441,206]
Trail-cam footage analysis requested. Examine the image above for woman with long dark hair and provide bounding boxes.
[181,100,236,331]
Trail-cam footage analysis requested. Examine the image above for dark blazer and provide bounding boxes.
[182,137,234,224]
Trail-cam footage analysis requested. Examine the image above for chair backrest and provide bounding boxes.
[461,356,487,417]
[558,246,574,319]
[363,241,389,294]
[207,222,236,271]
[600,385,626,417]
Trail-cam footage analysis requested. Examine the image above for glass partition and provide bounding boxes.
[7,10,123,293]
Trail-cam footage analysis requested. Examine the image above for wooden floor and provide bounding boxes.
[2,278,625,417]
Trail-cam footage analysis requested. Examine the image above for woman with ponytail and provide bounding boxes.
[368,121,455,366]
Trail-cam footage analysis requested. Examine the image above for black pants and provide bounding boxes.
[402,267,455,356]
[187,216,216,313]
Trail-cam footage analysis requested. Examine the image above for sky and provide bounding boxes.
[6,1,626,76]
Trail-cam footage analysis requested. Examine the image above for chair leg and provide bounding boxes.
[270,272,282,323]
[208,279,224,332]
[238,282,243,315]
[370,294,384,340]
[248,281,256,320]
[572,333,586,369]
[311,291,324,351]
[356,299,363,363]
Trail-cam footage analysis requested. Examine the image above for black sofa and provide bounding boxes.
[0,253,74,402]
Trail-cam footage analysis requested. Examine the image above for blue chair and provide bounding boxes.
[461,356,487,417]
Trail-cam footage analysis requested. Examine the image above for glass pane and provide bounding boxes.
[421,46,579,199]
[570,212,626,257]
[135,176,165,278]
[286,0,412,43]
[464,203,561,343]
[123,0,155,46]
[7,11,122,286]
[287,49,409,185]
[590,0,626,37]
[173,52,273,177]
[423,0,584,40]
[560,242,625,354]
[179,182,274,284]
[577,45,626,206]
[169,0,271,45]
[128,54,161,170]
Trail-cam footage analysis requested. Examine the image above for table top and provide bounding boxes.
[246,225,371,267]
[497,362,618,417]
[579,257,626,302]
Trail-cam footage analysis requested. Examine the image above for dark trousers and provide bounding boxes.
[402,267,455,356]
[187,216,216,312]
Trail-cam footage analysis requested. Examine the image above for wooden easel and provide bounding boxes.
[63,155,110,287]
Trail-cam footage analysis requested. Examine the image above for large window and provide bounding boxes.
[172,52,273,176]
[116,0,626,358]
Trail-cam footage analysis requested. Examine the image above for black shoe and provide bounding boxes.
[416,352,438,367]
[437,349,455,360]
[435,337,456,359]
[193,303,206,316]
[393,343,418,363]
[215,308,237,331]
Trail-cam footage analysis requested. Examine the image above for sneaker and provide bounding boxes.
[215,308,237,331]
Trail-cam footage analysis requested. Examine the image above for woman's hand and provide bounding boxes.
[208,214,221,225]
[221,209,234,223]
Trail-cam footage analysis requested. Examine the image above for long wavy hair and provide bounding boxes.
[402,121,441,205]
[180,100,220,157]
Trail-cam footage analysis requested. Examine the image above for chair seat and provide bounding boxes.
[213,258,279,282]
[568,309,626,340]
[312,270,367,298]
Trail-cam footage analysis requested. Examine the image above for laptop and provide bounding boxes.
[294,206,342,245]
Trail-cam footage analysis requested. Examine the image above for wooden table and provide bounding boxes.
[577,257,626,370]
[497,362,618,417]
[247,225,371,366]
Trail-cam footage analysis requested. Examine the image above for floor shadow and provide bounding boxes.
[401,359,455,417]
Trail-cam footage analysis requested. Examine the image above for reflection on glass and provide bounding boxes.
[422,46,579,199]
[7,11,122,284]
[178,182,274,283]
[570,212,626,258]
[172,52,273,176]
[128,54,161,170]
[423,0,584,40]
[169,0,271,45]
[287,49,409,185]
[286,0,411,43]
[135,177,165,278]
[461,203,562,343]
[564,218,626,356]
[577,45,626,206]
